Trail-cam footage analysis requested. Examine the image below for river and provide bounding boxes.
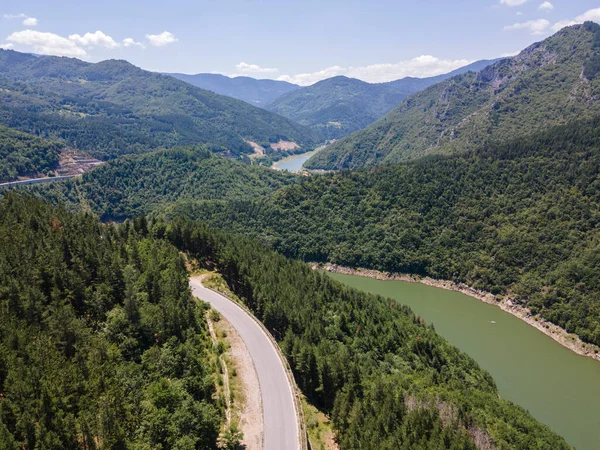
[327,272,600,450]
[272,149,320,172]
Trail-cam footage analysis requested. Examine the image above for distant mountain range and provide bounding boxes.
[168,73,300,106]
[167,60,499,141]
[264,60,500,139]
[0,50,320,160]
[307,23,600,170]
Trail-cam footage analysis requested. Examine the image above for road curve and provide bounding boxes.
[189,278,300,450]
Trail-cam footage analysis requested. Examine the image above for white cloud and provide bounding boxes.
[276,55,473,86]
[539,2,553,11]
[146,31,178,47]
[22,17,37,26]
[0,43,14,50]
[500,0,528,6]
[516,11,523,16]
[123,37,144,48]
[504,19,551,34]
[501,50,521,57]
[3,13,26,19]
[550,8,600,32]
[576,8,600,23]
[68,30,119,49]
[7,30,87,57]
[550,20,578,32]
[235,62,278,74]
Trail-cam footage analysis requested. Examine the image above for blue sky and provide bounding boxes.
[0,0,599,85]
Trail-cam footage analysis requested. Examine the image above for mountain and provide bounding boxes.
[37,146,295,220]
[167,72,300,106]
[161,115,600,351]
[307,23,600,170]
[265,59,499,140]
[0,125,63,182]
[0,50,320,160]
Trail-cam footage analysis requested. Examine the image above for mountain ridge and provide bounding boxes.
[306,24,600,169]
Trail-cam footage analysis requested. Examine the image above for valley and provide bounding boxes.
[2,9,600,449]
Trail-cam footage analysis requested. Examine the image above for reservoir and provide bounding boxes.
[272,149,320,172]
[328,272,600,450]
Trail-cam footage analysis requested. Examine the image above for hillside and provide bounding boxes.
[35,146,296,220]
[307,23,600,170]
[168,72,300,106]
[155,116,600,350]
[266,60,498,140]
[0,195,222,448]
[0,50,320,160]
[0,125,64,183]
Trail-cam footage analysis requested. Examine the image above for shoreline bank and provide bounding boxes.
[314,263,600,362]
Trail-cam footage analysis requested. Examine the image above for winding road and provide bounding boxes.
[189,278,300,450]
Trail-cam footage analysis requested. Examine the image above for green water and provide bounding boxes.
[328,272,600,450]
[272,150,318,172]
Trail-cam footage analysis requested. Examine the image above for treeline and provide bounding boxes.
[161,217,570,449]
[163,115,600,347]
[0,125,63,183]
[0,195,221,448]
[35,146,295,221]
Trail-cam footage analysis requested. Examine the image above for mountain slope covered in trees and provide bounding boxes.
[163,217,571,449]
[155,115,600,349]
[0,50,320,160]
[0,195,222,448]
[35,146,295,220]
[168,72,300,106]
[0,125,64,183]
[265,60,499,140]
[307,24,600,169]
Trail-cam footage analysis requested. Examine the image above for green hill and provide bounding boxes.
[0,50,320,160]
[0,125,63,183]
[158,116,600,349]
[265,60,498,140]
[35,146,296,220]
[307,24,600,169]
[168,72,300,106]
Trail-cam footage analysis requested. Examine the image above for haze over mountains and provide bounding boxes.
[307,23,600,170]
[168,72,300,106]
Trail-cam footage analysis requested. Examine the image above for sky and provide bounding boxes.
[0,0,599,85]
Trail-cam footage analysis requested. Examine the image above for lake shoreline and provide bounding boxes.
[313,262,600,362]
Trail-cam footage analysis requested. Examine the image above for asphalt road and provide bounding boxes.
[189,278,300,450]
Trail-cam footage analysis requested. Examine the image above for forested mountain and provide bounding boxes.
[30,113,600,349]
[163,217,570,449]
[0,195,222,448]
[0,50,320,160]
[0,195,570,448]
[168,72,300,106]
[265,60,499,140]
[151,115,600,349]
[0,125,64,183]
[307,23,600,169]
[37,146,295,220]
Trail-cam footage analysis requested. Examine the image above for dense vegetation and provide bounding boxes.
[0,195,222,448]
[307,24,600,169]
[0,125,63,183]
[154,116,600,349]
[266,61,497,140]
[168,73,300,106]
[34,146,295,221]
[163,217,570,449]
[0,50,320,160]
